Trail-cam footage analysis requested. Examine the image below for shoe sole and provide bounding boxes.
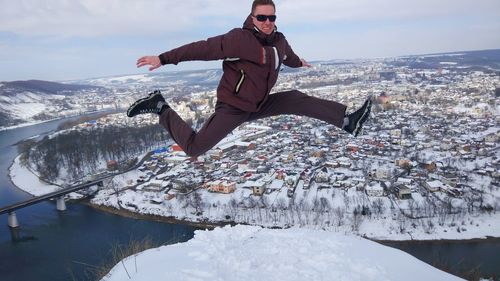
[353,97,372,137]
[126,91,160,117]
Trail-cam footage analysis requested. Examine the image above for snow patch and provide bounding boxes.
[9,155,60,196]
[103,225,463,281]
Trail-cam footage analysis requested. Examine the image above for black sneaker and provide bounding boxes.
[127,90,167,117]
[344,96,372,137]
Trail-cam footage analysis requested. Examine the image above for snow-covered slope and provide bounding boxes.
[76,69,222,88]
[102,225,463,281]
[0,80,113,129]
[0,90,56,119]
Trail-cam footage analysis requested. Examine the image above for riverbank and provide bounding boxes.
[0,109,118,132]
[85,201,225,230]
[88,200,500,246]
[8,152,500,242]
[0,119,200,281]
[0,120,57,132]
[6,154,223,229]
[9,155,60,196]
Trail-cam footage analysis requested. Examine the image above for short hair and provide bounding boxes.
[251,0,276,13]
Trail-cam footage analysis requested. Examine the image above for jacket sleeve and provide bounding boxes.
[158,35,225,65]
[282,39,303,68]
[159,28,274,66]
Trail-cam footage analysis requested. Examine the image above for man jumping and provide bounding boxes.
[127,0,372,158]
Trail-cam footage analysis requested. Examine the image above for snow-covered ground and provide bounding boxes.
[4,156,476,280]
[10,150,500,241]
[9,155,86,200]
[101,225,463,281]
[9,155,61,196]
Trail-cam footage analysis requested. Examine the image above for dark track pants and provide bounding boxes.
[159,90,347,157]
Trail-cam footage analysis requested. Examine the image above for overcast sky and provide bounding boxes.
[1,0,499,81]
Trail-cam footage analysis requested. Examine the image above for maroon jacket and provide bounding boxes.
[159,15,303,112]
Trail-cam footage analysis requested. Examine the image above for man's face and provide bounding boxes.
[252,5,276,35]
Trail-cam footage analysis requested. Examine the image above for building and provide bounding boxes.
[397,177,413,186]
[369,168,391,180]
[252,183,266,196]
[165,155,190,164]
[440,173,459,187]
[106,160,118,171]
[485,133,498,144]
[420,162,437,173]
[207,180,236,194]
[335,156,352,168]
[143,179,168,192]
[171,144,184,152]
[396,185,412,200]
[424,180,442,192]
[365,182,384,197]
[395,159,412,169]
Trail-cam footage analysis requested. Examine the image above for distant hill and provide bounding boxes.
[0,79,108,129]
[0,79,102,96]
[388,49,500,72]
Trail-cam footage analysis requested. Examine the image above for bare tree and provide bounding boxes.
[371,198,385,218]
[227,198,238,220]
[189,190,203,215]
[351,206,364,232]
[334,207,345,227]
[397,213,407,234]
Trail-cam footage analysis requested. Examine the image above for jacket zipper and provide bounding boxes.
[234,69,245,94]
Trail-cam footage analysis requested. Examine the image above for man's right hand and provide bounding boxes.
[136,56,162,71]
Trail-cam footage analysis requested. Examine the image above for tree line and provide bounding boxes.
[22,125,170,181]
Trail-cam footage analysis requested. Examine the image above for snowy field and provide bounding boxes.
[101,225,464,281]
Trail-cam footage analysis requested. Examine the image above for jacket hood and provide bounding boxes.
[242,14,277,46]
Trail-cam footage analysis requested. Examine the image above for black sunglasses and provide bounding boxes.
[253,14,277,22]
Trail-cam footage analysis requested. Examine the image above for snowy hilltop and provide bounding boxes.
[101,225,463,281]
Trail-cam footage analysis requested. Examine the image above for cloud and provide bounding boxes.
[0,0,245,37]
[290,17,500,60]
[276,0,500,59]
[1,0,499,81]
[2,0,499,38]
[278,0,500,23]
